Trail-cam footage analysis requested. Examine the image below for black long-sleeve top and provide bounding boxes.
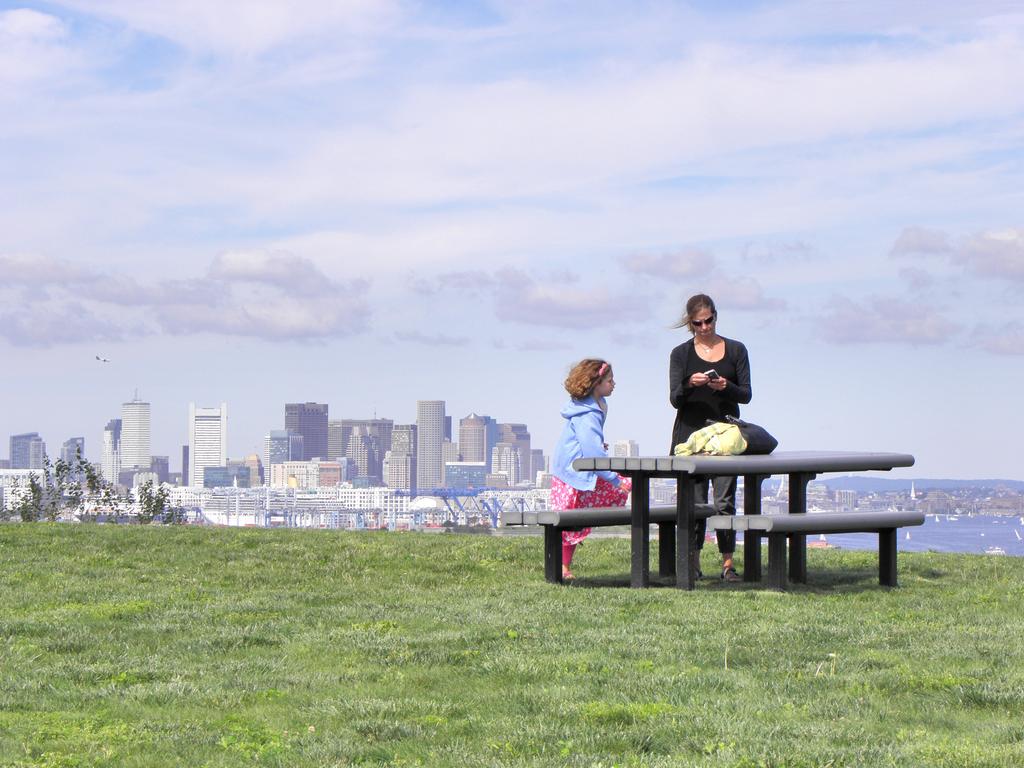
[668,336,752,451]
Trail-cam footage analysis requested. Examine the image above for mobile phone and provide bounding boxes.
[704,369,720,380]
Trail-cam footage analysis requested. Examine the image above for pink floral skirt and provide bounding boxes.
[550,475,631,546]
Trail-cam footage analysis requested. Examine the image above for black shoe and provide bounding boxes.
[721,567,741,582]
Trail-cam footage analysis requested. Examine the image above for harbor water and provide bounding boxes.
[794,513,1024,557]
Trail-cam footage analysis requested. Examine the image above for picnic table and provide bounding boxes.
[572,451,915,589]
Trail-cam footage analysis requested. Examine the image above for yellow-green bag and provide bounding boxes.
[673,422,747,456]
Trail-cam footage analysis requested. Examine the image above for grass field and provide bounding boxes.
[1,524,1023,767]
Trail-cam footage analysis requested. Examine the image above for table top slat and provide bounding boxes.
[573,450,914,476]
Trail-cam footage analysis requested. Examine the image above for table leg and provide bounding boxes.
[676,475,696,590]
[658,522,676,577]
[879,528,897,587]
[631,474,650,588]
[767,534,788,590]
[743,473,765,582]
[787,472,815,584]
[544,525,562,584]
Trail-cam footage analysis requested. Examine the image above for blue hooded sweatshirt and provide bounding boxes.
[551,396,622,491]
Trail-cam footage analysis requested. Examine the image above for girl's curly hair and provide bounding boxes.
[564,358,611,400]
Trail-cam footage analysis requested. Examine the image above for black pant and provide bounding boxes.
[692,475,736,554]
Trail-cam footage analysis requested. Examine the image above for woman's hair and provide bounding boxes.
[564,358,612,400]
[673,293,717,333]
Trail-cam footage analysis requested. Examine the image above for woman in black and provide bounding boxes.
[669,293,751,582]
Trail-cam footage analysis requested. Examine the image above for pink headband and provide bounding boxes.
[597,363,608,376]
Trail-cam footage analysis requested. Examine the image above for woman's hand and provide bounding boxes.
[688,372,710,387]
[708,376,728,392]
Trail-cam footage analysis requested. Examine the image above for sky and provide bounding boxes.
[1,0,1023,480]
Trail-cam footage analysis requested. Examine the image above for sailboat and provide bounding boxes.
[1015,529,1022,541]
[905,530,911,540]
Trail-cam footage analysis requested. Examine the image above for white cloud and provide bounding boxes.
[620,249,715,279]
[741,240,816,265]
[0,9,74,87]
[0,251,371,346]
[81,277,219,306]
[703,276,788,312]
[889,226,953,257]
[492,268,651,329]
[395,331,470,347]
[897,266,936,290]
[254,28,1024,211]
[209,250,345,297]
[0,301,129,347]
[980,322,1024,355]
[889,227,1024,284]
[0,253,97,284]
[55,0,400,56]
[0,8,64,40]
[955,229,1024,282]
[819,295,956,345]
[155,292,368,341]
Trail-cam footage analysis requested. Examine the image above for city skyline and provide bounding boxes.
[2,2,1023,480]
[1,393,548,485]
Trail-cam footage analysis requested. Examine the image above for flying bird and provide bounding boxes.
[95,355,110,363]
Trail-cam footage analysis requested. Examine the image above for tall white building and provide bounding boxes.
[120,397,151,470]
[385,424,416,490]
[189,403,228,487]
[491,442,522,486]
[611,440,640,458]
[416,400,445,489]
[101,418,121,483]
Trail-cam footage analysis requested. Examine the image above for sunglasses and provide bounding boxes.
[691,316,716,328]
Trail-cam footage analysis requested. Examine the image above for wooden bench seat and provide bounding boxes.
[535,504,714,583]
[709,511,925,589]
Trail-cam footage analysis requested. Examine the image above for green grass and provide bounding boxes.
[1,525,1023,767]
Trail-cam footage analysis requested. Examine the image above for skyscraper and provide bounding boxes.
[61,437,86,481]
[416,401,445,489]
[285,402,328,461]
[459,413,499,471]
[346,427,382,484]
[264,430,305,471]
[327,420,346,460]
[384,423,417,491]
[530,449,546,483]
[491,442,522,486]
[61,437,85,467]
[242,454,263,486]
[332,418,394,463]
[102,420,121,483]
[10,433,45,470]
[498,423,531,482]
[120,396,151,471]
[151,455,170,484]
[188,402,228,487]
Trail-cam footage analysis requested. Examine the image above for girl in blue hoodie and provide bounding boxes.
[551,358,632,580]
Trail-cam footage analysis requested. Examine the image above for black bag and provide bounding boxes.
[706,416,778,455]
